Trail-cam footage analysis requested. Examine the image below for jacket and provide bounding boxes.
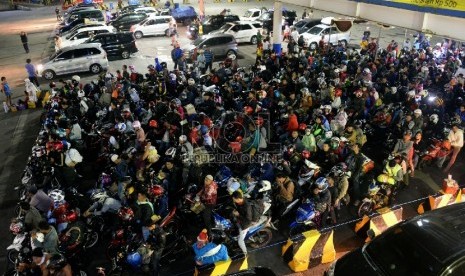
[33,226,58,254]
[24,207,42,231]
[233,200,254,229]
[277,178,294,203]
[134,200,154,226]
[193,242,229,265]
[147,227,166,256]
[199,182,218,206]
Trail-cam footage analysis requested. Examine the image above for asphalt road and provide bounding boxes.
[0,1,464,276]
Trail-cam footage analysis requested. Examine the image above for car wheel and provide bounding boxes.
[43,70,55,80]
[340,39,348,47]
[134,31,143,39]
[226,50,236,60]
[89,64,102,74]
[310,42,317,50]
[250,35,258,45]
[183,18,191,26]
[165,29,170,37]
[121,50,130,59]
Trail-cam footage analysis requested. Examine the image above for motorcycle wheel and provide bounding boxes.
[7,249,19,264]
[85,231,99,248]
[358,201,374,217]
[249,228,272,249]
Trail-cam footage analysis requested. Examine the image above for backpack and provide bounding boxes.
[250,199,265,222]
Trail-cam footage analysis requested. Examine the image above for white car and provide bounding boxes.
[130,16,175,39]
[134,7,158,15]
[299,23,350,50]
[37,43,109,80]
[240,8,263,21]
[210,21,262,44]
[61,26,115,48]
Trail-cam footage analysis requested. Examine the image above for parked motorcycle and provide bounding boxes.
[288,199,322,236]
[357,180,399,217]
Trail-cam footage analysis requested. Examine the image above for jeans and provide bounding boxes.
[142,226,150,241]
[444,146,462,171]
[237,227,250,254]
[202,204,214,235]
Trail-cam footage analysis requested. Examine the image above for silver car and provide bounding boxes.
[37,43,109,80]
[184,33,238,60]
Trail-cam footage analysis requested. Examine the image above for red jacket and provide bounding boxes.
[287,114,299,132]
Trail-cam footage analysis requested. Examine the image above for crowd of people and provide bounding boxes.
[6,11,465,274]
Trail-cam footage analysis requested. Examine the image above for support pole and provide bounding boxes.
[272,1,283,55]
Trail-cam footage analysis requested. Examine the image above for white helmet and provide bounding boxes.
[363,68,370,74]
[179,135,187,143]
[116,122,127,133]
[430,114,439,124]
[414,109,422,116]
[258,180,272,192]
[48,189,65,204]
[132,120,141,129]
[91,189,108,203]
[77,90,85,98]
[72,75,80,82]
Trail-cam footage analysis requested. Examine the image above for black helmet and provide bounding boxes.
[47,253,67,270]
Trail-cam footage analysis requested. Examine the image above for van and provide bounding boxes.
[37,43,109,80]
[130,16,175,39]
[67,9,105,25]
[85,32,138,59]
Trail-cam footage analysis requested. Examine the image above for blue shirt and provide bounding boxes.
[2,82,11,96]
[25,63,36,77]
[203,50,213,63]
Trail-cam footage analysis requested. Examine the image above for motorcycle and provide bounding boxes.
[4,247,34,276]
[288,199,322,236]
[357,180,399,217]
[210,202,273,253]
[418,138,451,169]
[187,24,199,40]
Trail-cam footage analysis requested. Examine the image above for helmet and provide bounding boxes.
[301,150,311,159]
[200,125,209,135]
[368,182,380,195]
[244,106,253,115]
[377,174,390,183]
[99,173,113,187]
[132,120,141,129]
[414,109,422,116]
[451,116,462,126]
[172,98,181,107]
[363,68,370,74]
[116,122,127,133]
[258,180,272,192]
[47,253,67,270]
[90,189,108,203]
[330,137,340,150]
[255,116,264,126]
[258,90,267,99]
[149,120,158,128]
[148,185,164,197]
[325,131,333,139]
[71,75,80,82]
[165,147,176,158]
[48,189,65,204]
[188,78,195,86]
[179,135,187,143]
[301,87,309,95]
[315,177,329,192]
[126,252,142,268]
[299,123,307,131]
[118,207,134,222]
[429,114,439,124]
[9,221,24,235]
[226,178,241,194]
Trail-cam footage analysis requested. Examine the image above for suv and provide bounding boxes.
[258,9,297,33]
[299,24,350,50]
[201,14,240,34]
[130,16,175,38]
[211,21,262,44]
[240,8,263,21]
[37,43,108,80]
[85,32,138,59]
[61,26,115,48]
[59,22,105,37]
[327,202,465,276]
[109,12,148,31]
[184,33,238,61]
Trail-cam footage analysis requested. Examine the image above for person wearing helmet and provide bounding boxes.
[196,175,218,235]
[392,131,414,176]
[178,134,194,185]
[439,124,463,172]
[193,229,229,266]
[327,169,349,224]
[311,177,332,227]
[32,220,58,254]
[68,117,81,142]
[314,142,338,172]
[423,113,443,139]
[231,190,265,256]
[412,109,424,134]
[302,128,317,152]
[83,189,122,218]
[274,173,295,218]
[379,159,404,185]
[135,190,155,242]
[145,216,166,276]
[47,253,72,276]
[133,120,145,150]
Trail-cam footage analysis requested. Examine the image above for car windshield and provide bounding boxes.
[259,12,271,20]
[218,23,233,32]
[243,10,254,17]
[364,225,443,276]
[306,26,323,35]
[193,37,205,46]
[294,21,306,28]
[66,30,77,39]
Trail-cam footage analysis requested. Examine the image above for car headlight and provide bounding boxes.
[326,260,337,276]
[37,64,44,73]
